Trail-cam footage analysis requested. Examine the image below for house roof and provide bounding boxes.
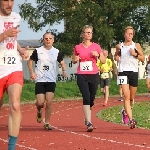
[18,40,42,48]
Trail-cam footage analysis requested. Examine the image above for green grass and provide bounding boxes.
[3,79,147,104]
[97,101,150,129]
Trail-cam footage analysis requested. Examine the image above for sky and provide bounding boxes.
[13,0,64,40]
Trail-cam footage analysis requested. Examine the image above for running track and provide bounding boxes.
[0,95,150,150]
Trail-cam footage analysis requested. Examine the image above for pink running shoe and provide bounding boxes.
[121,109,128,124]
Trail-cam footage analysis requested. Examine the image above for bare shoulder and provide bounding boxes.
[135,42,141,48]
[116,43,121,50]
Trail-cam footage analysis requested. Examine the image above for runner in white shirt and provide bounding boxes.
[0,0,29,150]
[114,26,144,129]
[28,32,66,130]
[145,55,150,97]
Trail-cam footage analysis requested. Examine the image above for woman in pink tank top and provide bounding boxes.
[72,25,105,132]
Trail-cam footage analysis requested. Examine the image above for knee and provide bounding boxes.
[11,102,20,113]
[123,95,130,100]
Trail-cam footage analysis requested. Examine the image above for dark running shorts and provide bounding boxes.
[100,78,110,88]
[35,82,56,95]
[118,71,138,87]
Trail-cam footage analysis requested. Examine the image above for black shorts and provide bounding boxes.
[100,78,110,88]
[118,71,138,87]
[35,82,56,95]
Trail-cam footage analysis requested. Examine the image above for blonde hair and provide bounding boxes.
[81,25,93,33]
[80,25,93,38]
[124,26,135,35]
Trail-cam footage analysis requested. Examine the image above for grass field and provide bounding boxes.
[97,101,150,129]
[3,79,148,103]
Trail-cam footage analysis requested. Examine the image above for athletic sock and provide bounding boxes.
[8,135,17,150]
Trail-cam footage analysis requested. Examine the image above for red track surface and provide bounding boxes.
[0,95,150,150]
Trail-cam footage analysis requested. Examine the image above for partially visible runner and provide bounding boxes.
[96,50,112,106]
[28,32,66,130]
[0,0,29,150]
[145,55,150,97]
[114,26,144,129]
[72,25,106,132]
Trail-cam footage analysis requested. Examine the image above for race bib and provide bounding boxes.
[0,50,18,66]
[117,76,127,85]
[101,72,109,79]
[80,61,93,71]
[40,61,53,72]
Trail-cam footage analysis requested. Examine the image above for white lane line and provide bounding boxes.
[51,126,150,149]
[0,138,37,150]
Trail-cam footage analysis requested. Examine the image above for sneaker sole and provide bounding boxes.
[87,127,93,132]
[130,120,137,129]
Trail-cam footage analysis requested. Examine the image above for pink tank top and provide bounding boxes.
[74,42,102,74]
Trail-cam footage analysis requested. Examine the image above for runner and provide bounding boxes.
[114,26,144,129]
[72,25,105,132]
[97,50,113,106]
[28,32,66,130]
[0,0,28,149]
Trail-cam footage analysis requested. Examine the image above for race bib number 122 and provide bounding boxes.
[117,76,127,85]
[0,50,18,66]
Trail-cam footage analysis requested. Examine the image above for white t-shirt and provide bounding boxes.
[30,46,63,83]
[0,12,22,79]
[118,41,138,72]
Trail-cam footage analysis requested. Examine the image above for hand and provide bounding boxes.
[19,46,29,60]
[62,71,67,78]
[115,55,120,62]
[30,72,37,80]
[130,48,137,57]
[109,68,113,71]
[3,27,20,38]
[74,55,80,62]
[91,50,99,57]
[101,68,105,72]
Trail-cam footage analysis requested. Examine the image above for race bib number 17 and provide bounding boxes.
[0,50,18,66]
[117,76,127,85]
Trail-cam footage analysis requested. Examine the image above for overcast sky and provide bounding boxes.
[13,0,64,40]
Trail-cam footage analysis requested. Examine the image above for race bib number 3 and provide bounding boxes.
[117,76,127,85]
[0,50,18,66]
[80,61,93,71]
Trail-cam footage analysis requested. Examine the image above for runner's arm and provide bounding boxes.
[57,51,66,72]
[114,44,121,61]
[99,51,106,64]
[135,43,145,62]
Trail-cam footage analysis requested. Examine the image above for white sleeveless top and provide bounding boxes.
[0,12,22,79]
[33,46,61,83]
[118,41,138,72]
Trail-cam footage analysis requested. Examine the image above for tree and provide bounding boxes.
[19,0,150,55]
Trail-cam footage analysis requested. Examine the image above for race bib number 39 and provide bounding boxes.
[0,50,18,66]
[80,61,93,71]
[117,76,127,85]
[40,61,53,72]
